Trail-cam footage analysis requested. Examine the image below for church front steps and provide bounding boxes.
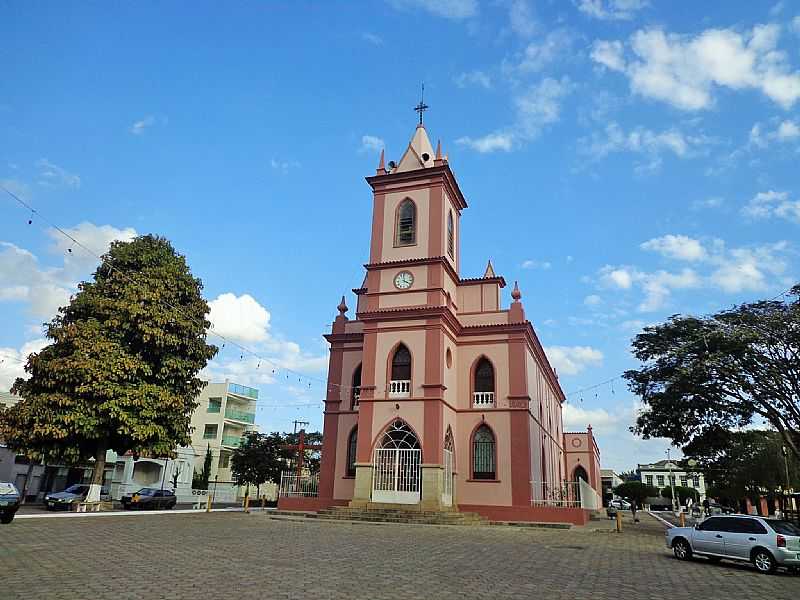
[314,506,489,526]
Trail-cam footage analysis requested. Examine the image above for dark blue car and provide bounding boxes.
[0,482,21,524]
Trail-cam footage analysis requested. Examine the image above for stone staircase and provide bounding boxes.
[312,506,489,526]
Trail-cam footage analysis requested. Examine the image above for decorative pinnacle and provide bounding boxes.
[337,295,348,315]
[435,139,442,160]
[377,148,386,174]
[511,281,522,301]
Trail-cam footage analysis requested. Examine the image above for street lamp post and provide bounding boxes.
[667,449,678,513]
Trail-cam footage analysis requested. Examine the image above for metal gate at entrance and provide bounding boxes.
[371,420,421,504]
[442,449,453,507]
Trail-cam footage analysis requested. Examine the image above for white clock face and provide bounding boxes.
[394,271,414,290]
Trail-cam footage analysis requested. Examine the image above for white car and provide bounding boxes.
[608,499,632,510]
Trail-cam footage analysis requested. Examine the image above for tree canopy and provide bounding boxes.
[660,485,700,504]
[625,285,800,462]
[231,432,286,493]
[0,235,217,497]
[613,481,659,505]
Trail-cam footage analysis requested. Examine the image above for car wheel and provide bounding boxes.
[752,549,776,574]
[0,512,13,524]
[673,539,692,561]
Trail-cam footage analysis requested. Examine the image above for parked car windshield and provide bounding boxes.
[136,488,157,496]
[64,485,88,494]
[765,519,800,536]
[0,482,18,495]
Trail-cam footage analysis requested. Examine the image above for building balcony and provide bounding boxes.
[221,435,243,448]
[224,407,255,424]
[389,380,410,398]
[227,382,259,400]
[473,391,495,408]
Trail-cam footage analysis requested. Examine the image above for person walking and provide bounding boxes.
[631,499,639,523]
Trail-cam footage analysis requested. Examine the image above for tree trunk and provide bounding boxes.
[86,442,107,503]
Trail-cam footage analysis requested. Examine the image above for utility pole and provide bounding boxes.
[782,445,791,491]
[667,448,678,513]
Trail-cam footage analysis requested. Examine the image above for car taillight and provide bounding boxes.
[777,534,786,548]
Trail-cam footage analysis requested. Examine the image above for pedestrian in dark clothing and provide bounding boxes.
[631,500,639,522]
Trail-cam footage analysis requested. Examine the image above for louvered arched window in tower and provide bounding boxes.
[472,357,495,408]
[346,427,358,477]
[447,210,454,258]
[351,363,362,409]
[389,344,412,397]
[395,199,416,246]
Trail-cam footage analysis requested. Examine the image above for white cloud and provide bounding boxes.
[508,0,537,37]
[270,158,300,173]
[742,190,800,223]
[0,223,137,320]
[521,259,552,270]
[584,294,603,306]
[792,16,800,34]
[0,338,48,391]
[130,115,156,135]
[362,32,383,45]
[562,403,625,434]
[577,0,648,21]
[641,234,707,262]
[580,122,712,172]
[708,241,789,293]
[454,70,492,89]
[692,196,724,210]
[544,345,604,376]
[750,119,800,147]
[459,77,571,153]
[592,24,800,110]
[456,132,514,153]
[0,178,31,201]
[504,30,572,75]
[777,119,800,140]
[208,293,271,344]
[598,264,701,311]
[360,135,385,153]
[388,0,477,20]
[36,158,80,189]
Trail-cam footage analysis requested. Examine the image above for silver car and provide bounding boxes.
[666,514,800,574]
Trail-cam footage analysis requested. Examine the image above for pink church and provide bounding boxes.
[282,120,602,525]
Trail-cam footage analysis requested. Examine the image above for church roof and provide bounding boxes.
[393,125,436,173]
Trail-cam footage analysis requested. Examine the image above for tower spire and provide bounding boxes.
[376,148,386,174]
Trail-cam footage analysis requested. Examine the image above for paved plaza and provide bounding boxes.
[1,511,796,599]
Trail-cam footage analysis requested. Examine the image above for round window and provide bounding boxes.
[446,347,453,369]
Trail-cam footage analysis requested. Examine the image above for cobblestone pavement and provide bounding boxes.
[0,511,797,600]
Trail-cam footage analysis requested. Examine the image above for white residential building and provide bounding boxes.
[638,459,707,502]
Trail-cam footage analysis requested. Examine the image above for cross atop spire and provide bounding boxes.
[414,83,429,126]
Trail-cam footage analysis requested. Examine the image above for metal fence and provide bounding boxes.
[278,472,319,497]
[531,481,581,508]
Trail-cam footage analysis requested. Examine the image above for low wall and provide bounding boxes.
[276,497,349,512]
[458,504,592,526]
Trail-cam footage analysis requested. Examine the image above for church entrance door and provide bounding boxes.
[371,420,421,504]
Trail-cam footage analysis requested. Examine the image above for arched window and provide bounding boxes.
[472,425,496,480]
[447,210,454,258]
[472,357,495,407]
[346,427,358,476]
[395,199,416,246]
[390,344,412,396]
[351,364,362,409]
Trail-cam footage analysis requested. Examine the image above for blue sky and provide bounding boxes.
[2,1,799,471]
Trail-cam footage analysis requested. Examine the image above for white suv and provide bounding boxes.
[666,515,800,574]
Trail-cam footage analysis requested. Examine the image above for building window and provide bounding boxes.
[346,427,358,477]
[447,210,454,258]
[203,424,218,439]
[472,425,496,480]
[680,476,688,487]
[473,357,495,407]
[645,475,653,486]
[656,475,664,487]
[207,398,221,413]
[219,452,230,469]
[693,475,700,487]
[395,199,416,246]
[389,344,412,396]
[351,364,362,409]
[668,475,675,485]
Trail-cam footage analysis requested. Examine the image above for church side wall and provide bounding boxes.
[333,412,359,500]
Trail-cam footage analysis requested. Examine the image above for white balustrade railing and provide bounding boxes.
[389,380,411,397]
[472,391,495,407]
[531,481,581,508]
[278,472,319,497]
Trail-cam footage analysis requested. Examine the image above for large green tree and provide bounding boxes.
[625,285,800,463]
[0,235,217,501]
[613,481,659,506]
[231,432,285,497]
